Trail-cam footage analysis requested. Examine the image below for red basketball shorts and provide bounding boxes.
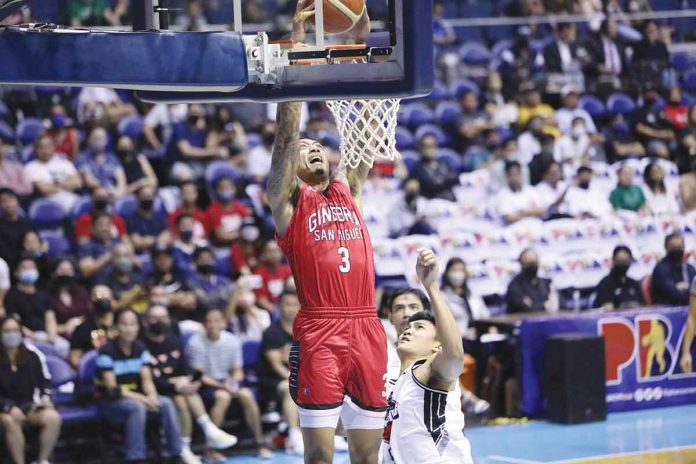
[289,307,388,429]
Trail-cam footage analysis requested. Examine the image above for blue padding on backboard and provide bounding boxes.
[0,28,248,91]
[138,0,434,102]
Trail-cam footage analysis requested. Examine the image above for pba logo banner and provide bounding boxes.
[599,310,696,411]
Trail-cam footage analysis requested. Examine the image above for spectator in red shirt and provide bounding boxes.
[252,240,292,312]
[46,104,79,159]
[168,180,208,241]
[664,87,689,130]
[205,177,250,247]
[230,220,262,278]
[75,187,128,244]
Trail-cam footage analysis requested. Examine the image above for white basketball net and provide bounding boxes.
[326,98,401,170]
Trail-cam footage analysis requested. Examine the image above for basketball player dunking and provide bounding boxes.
[382,248,473,464]
[268,101,387,464]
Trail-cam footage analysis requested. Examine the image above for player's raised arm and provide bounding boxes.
[416,248,465,385]
[267,102,302,235]
[680,282,696,373]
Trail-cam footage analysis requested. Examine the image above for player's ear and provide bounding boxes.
[432,342,442,354]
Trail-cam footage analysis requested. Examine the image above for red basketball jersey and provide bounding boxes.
[277,179,375,312]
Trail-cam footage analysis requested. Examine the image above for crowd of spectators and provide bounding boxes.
[1,0,696,461]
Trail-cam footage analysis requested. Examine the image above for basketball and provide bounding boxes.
[307,0,365,34]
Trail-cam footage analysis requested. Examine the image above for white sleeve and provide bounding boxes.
[0,258,9,291]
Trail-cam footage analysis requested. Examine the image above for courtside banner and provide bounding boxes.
[518,306,696,416]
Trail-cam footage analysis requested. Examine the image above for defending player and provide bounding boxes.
[382,248,473,464]
[267,101,387,464]
[679,275,696,373]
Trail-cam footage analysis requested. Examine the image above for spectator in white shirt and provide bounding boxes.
[554,117,595,175]
[142,103,188,154]
[76,87,135,125]
[485,137,531,193]
[564,166,613,219]
[246,121,275,183]
[642,162,680,215]
[555,86,598,136]
[0,256,9,302]
[496,161,545,224]
[25,135,82,210]
[517,116,545,166]
[535,161,571,219]
[387,178,436,238]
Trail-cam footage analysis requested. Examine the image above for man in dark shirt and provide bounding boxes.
[411,134,459,201]
[142,305,237,462]
[632,86,676,159]
[4,258,69,356]
[69,285,116,368]
[78,213,123,283]
[187,247,234,312]
[96,243,148,313]
[258,290,301,453]
[604,114,646,163]
[147,247,197,321]
[505,249,556,313]
[0,188,37,270]
[595,245,644,310]
[173,104,228,180]
[651,232,696,306]
[126,185,170,254]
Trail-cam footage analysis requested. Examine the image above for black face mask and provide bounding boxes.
[577,181,591,190]
[262,133,275,146]
[116,148,134,159]
[187,115,203,126]
[613,263,630,276]
[197,263,215,275]
[404,192,419,204]
[54,275,74,288]
[522,264,538,279]
[139,199,154,211]
[93,298,112,314]
[93,199,109,211]
[149,321,168,336]
[667,248,685,263]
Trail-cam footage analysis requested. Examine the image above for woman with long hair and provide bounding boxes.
[440,257,490,337]
[96,308,184,464]
[0,315,62,464]
[49,259,91,338]
[642,162,680,215]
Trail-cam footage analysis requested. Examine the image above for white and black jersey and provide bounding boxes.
[381,360,473,464]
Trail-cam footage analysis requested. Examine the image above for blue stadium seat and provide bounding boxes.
[242,340,261,386]
[31,340,64,359]
[29,198,68,228]
[76,350,98,399]
[407,103,435,127]
[579,95,607,119]
[425,81,448,102]
[683,70,696,94]
[246,132,262,148]
[449,77,480,98]
[683,92,696,107]
[458,42,491,66]
[117,115,144,139]
[671,52,693,73]
[437,148,462,171]
[396,126,415,150]
[491,39,513,59]
[0,120,14,142]
[435,101,463,125]
[180,330,197,350]
[320,131,342,151]
[71,195,93,218]
[45,354,77,405]
[0,100,9,120]
[40,230,71,257]
[607,93,636,115]
[415,124,449,146]
[205,161,241,191]
[397,105,413,126]
[114,194,138,218]
[16,117,45,146]
[215,248,232,276]
[400,150,421,171]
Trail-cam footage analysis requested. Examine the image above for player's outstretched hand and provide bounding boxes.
[416,248,439,288]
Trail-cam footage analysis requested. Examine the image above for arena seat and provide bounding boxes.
[204,161,241,190]
[401,150,420,173]
[30,340,64,359]
[458,42,491,66]
[407,103,435,127]
[414,124,449,146]
[29,198,68,228]
[246,132,261,148]
[671,52,694,73]
[16,117,45,146]
[242,340,261,387]
[449,77,480,98]
[71,195,92,219]
[579,95,607,119]
[435,101,463,124]
[0,120,14,142]
[76,350,98,400]
[607,93,636,115]
[437,148,463,171]
[45,354,78,406]
[425,81,449,102]
[114,194,138,218]
[40,230,72,257]
[683,70,696,94]
[395,126,416,150]
[117,115,144,139]
[0,100,9,119]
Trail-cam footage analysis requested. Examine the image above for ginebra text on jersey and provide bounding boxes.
[308,205,361,233]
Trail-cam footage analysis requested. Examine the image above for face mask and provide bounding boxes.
[522,264,538,278]
[667,248,685,263]
[89,140,107,153]
[149,321,168,336]
[612,122,629,134]
[54,274,74,287]
[114,257,133,274]
[18,269,39,285]
[238,293,255,308]
[404,191,419,204]
[448,271,467,287]
[93,298,112,314]
[51,114,67,129]
[187,115,203,126]
[93,199,109,211]
[571,126,586,138]
[577,181,591,190]
[116,149,134,159]
[197,263,215,275]
[1,331,22,349]
[180,229,194,241]
[613,263,630,276]
[217,190,234,202]
[241,226,260,242]
[139,199,154,211]
[262,133,275,146]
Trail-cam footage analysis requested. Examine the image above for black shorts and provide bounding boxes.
[258,377,284,405]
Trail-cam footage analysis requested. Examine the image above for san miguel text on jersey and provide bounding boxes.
[308,204,365,242]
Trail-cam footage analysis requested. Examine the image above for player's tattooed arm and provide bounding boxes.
[415,248,465,389]
[268,102,302,235]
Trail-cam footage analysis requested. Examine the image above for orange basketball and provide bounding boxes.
[307,0,366,34]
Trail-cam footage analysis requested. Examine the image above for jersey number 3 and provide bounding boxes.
[338,247,351,273]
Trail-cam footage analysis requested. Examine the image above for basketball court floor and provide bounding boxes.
[225,404,696,463]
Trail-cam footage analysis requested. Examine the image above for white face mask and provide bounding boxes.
[571,126,587,138]
[241,226,260,242]
[448,271,467,287]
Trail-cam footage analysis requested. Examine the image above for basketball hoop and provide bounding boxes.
[327,98,401,170]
